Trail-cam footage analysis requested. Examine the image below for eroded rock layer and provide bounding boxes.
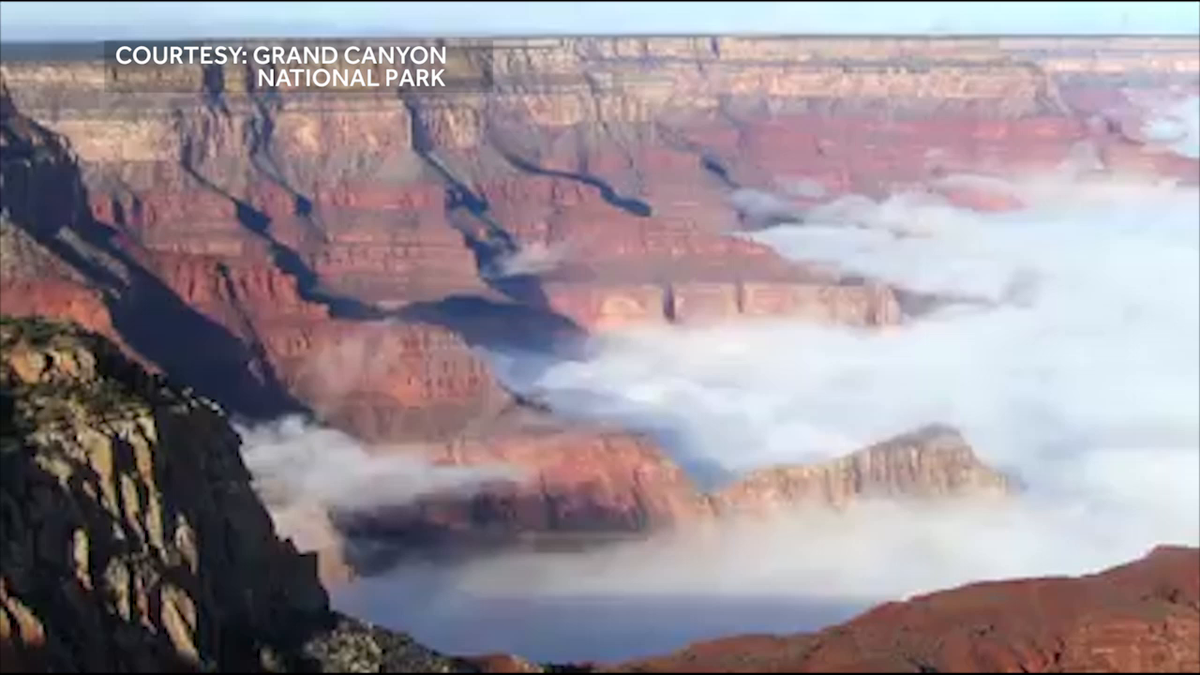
[340,423,1016,548]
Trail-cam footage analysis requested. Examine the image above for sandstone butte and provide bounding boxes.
[1,37,1198,556]
[3,316,1198,674]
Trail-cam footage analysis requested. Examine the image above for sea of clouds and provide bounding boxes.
[245,96,1200,663]
[385,165,1197,661]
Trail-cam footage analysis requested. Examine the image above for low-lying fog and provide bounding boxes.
[242,111,1200,663]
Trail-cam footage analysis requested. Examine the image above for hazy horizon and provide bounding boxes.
[1,1,1198,42]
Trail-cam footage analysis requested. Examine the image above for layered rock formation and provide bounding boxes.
[611,545,1200,673]
[5,36,1195,341]
[711,424,1014,515]
[341,423,1015,549]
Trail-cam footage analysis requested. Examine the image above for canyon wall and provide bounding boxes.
[0,316,488,672]
[2,36,1197,545]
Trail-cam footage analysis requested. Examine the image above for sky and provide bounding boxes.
[0,1,1198,42]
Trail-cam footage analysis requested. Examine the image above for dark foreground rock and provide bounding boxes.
[0,315,491,672]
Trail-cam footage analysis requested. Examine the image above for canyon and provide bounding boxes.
[2,315,1197,673]
[3,37,1196,552]
[1,35,1199,665]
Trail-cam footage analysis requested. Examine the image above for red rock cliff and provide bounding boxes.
[337,421,1015,545]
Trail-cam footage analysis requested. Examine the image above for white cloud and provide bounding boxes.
[490,172,1199,482]
[237,415,519,514]
[728,188,804,230]
[486,241,572,279]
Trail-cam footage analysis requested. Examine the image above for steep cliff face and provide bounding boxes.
[3,35,1196,672]
[0,214,116,342]
[0,316,489,673]
[0,62,1021,544]
[0,77,521,447]
[0,82,302,422]
[2,318,1195,673]
[611,546,1200,673]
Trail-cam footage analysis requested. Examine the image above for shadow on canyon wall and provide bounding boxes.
[183,83,589,353]
[4,82,670,584]
[653,121,740,190]
[178,136,385,322]
[1,397,227,671]
[400,93,553,306]
[1,84,304,420]
[241,63,327,234]
[184,77,586,345]
[483,133,654,219]
[179,85,591,356]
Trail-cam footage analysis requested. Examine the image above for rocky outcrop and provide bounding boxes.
[0,80,303,421]
[0,316,488,672]
[341,424,711,548]
[712,424,1014,516]
[610,545,1200,673]
[338,422,1015,549]
[0,215,117,340]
